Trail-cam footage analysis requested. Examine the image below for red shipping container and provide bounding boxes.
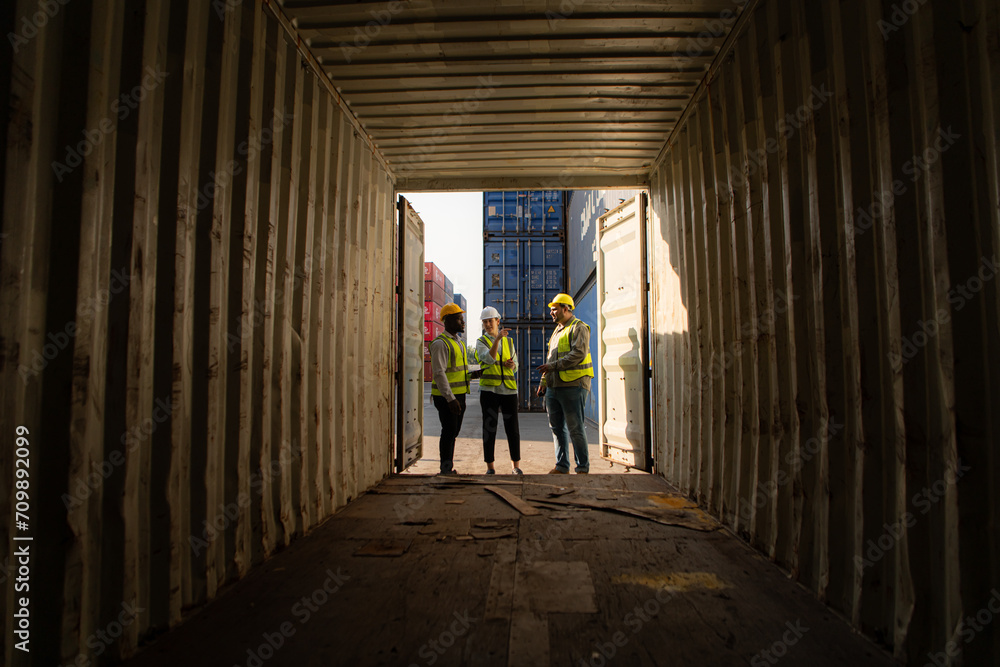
[424,261,446,289]
[423,320,445,341]
[424,281,447,307]
[424,360,434,382]
[424,301,443,323]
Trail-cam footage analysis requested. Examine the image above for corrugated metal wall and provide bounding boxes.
[0,1,396,664]
[647,0,999,663]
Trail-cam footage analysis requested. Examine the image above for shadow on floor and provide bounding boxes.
[123,475,893,667]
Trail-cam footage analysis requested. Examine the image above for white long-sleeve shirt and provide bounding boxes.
[429,330,467,402]
[475,332,518,396]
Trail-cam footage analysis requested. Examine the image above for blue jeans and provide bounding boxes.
[545,386,589,473]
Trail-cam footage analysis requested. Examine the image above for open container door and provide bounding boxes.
[596,193,653,471]
[396,196,425,471]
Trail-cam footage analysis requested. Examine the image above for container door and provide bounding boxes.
[396,196,424,472]
[596,193,652,471]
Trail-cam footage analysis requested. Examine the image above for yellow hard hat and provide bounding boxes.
[547,293,575,309]
[439,303,465,319]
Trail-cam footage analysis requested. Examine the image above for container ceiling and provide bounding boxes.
[278,0,748,190]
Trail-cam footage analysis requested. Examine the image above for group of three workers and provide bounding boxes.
[428,293,593,475]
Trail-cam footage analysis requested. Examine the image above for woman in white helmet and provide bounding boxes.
[476,307,522,475]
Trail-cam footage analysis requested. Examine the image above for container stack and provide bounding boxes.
[452,293,468,349]
[483,191,567,411]
[424,262,446,382]
[424,262,466,381]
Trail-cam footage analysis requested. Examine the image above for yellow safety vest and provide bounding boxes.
[555,318,594,381]
[431,334,469,396]
[478,334,517,390]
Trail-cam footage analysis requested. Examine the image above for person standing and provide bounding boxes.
[430,303,469,475]
[476,307,522,475]
[536,293,593,474]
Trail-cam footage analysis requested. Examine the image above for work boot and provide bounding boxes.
[548,467,569,474]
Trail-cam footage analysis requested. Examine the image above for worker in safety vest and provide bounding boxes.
[476,307,522,475]
[430,303,469,475]
[537,293,594,474]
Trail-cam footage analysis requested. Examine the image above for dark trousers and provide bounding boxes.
[433,393,466,473]
[481,390,521,463]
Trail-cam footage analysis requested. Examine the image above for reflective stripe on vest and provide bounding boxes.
[556,318,594,381]
[431,334,469,396]
[478,334,517,390]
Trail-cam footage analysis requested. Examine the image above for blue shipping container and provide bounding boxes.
[572,282,600,425]
[566,189,643,295]
[483,236,566,321]
[453,293,467,313]
[471,322,557,411]
[484,190,566,235]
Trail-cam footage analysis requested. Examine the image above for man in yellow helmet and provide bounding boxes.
[430,303,469,475]
[537,293,594,474]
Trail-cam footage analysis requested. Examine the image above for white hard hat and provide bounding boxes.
[480,306,501,320]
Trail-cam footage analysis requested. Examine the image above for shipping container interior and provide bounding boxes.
[2,0,998,666]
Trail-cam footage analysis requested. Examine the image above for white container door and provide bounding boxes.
[597,193,652,471]
[396,196,425,471]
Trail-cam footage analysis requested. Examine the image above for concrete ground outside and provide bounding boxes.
[407,382,644,476]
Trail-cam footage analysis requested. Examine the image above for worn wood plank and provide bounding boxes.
[931,0,1000,663]
[680,126,704,499]
[774,0,830,594]
[280,48,306,541]
[299,73,322,527]
[293,64,316,534]
[670,149,690,495]
[170,0,210,620]
[484,485,541,516]
[736,21,780,556]
[955,0,1000,661]
[259,15,288,561]
[231,0,267,580]
[147,0,189,633]
[648,164,673,480]
[273,31,299,548]
[0,2,58,660]
[375,167,396,476]
[695,100,725,518]
[326,107,347,511]
[205,0,243,598]
[687,105,712,505]
[724,42,761,542]
[356,142,375,489]
[314,93,334,520]
[897,4,963,660]
[851,0,911,649]
[61,0,125,655]
[334,117,358,505]
[710,69,744,531]
[122,0,170,648]
[759,0,803,578]
[345,131,364,501]
[807,0,865,621]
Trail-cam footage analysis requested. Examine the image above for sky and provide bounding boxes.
[399,191,485,334]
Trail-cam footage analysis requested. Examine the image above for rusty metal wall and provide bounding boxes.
[0,1,396,664]
[648,0,999,663]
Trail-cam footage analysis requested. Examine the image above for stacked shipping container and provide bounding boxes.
[483,191,567,410]
[424,262,445,380]
[424,263,465,381]
[566,189,643,424]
